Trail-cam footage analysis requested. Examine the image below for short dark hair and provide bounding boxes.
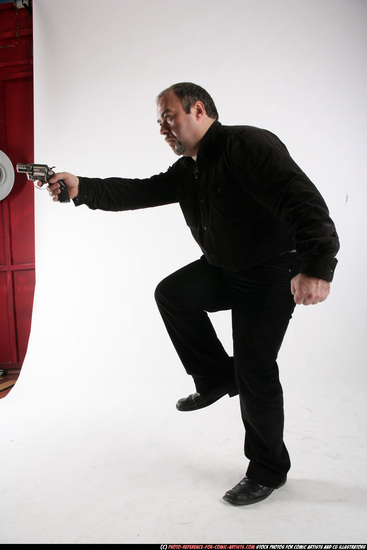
[157,82,219,120]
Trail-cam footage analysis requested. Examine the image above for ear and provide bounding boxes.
[192,101,206,120]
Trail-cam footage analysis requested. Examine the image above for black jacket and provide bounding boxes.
[74,121,339,281]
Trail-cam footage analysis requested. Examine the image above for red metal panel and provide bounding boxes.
[0,3,34,370]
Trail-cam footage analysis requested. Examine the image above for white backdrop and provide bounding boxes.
[1,0,366,543]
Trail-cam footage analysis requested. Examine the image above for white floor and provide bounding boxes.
[1,350,366,545]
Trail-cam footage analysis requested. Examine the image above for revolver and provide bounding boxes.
[16,163,70,203]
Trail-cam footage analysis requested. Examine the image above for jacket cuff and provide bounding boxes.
[299,255,338,282]
[72,177,88,206]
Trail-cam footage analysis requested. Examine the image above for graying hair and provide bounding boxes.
[157,82,219,120]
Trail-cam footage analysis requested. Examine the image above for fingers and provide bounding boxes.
[291,274,330,306]
[43,172,79,201]
[35,179,61,199]
[294,291,326,306]
[48,181,61,200]
[292,285,318,305]
[47,172,67,184]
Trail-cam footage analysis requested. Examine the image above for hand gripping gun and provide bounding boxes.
[16,163,70,203]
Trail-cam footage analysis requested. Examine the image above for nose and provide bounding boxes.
[159,121,169,135]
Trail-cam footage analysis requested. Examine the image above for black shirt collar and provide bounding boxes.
[181,120,223,169]
[197,120,222,160]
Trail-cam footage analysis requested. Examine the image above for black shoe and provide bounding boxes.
[176,384,238,412]
[223,476,287,506]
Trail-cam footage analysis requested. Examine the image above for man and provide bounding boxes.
[46,82,339,506]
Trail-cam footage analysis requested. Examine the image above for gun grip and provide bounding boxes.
[58,180,70,203]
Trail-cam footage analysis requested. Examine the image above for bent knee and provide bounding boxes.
[154,273,193,309]
[154,275,178,306]
[154,278,167,305]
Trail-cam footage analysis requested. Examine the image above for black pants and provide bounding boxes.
[154,253,301,487]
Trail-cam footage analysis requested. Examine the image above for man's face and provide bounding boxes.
[157,91,201,158]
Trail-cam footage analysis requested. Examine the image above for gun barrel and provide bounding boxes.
[16,163,32,173]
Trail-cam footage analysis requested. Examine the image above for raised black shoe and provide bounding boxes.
[223,476,287,506]
[176,384,238,411]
